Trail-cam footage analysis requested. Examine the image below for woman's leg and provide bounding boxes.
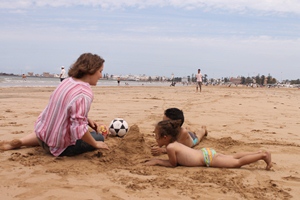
[59,131,104,157]
[0,132,39,150]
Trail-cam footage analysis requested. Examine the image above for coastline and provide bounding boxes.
[0,75,175,87]
[0,86,299,199]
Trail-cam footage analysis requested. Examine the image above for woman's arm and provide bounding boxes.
[88,118,98,132]
[81,131,109,150]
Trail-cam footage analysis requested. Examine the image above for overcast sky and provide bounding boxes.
[1,0,300,80]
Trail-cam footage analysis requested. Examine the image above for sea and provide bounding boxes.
[0,75,173,87]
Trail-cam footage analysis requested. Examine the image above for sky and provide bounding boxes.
[0,0,300,80]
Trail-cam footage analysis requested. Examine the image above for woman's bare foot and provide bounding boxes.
[0,139,22,150]
[264,151,273,170]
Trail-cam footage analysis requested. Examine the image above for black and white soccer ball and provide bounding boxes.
[109,118,129,137]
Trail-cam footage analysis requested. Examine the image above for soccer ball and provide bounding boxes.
[109,118,129,137]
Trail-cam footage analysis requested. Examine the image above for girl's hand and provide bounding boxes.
[143,159,158,166]
[151,146,166,156]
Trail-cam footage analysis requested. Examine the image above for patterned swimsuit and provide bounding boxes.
[201,148,217,167]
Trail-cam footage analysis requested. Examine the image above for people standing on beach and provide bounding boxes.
[196,69,203,92]
[117,77,120,86]
[145,120,273,170]
[60,66,67,82]
[22,74,27,81]
[0,53,109,156]
[151,108,207,156]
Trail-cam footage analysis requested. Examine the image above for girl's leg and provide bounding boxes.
[212,151,272,170]
[237,151,272,170]
[59,131,104,157]
[195,126,208,144]
[232,151,262,159]
[0,132,39,150]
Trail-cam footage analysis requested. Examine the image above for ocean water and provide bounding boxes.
[0,75,172,87]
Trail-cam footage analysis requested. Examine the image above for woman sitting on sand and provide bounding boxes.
[0,53,109,156]
[144,120,272,170]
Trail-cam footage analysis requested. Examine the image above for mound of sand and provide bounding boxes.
[96,124,151,166]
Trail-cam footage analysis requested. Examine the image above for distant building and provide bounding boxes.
[27,72,34,76]
[230,77,242,84]
[43,72,54,77]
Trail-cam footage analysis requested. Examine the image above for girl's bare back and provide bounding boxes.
[168,142,205,167]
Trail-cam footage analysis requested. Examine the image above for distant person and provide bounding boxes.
[151,108,207,156]
[22,74,27,81]
[145,120,273,170]
[0,53,109,156]
[60,66,67,82]
[196,69,203,92]
[117,77,120,86]
[170,82,176,87]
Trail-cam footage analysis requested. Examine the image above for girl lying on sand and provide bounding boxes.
[144,120,272,170]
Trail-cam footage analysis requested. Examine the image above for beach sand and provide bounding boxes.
[0,85,299,200]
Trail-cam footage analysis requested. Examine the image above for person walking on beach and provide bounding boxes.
[196,69,203,92]
[0,53,109,156]
[60,66,67,82]
[117,77,121,86]
[145,120,273,170]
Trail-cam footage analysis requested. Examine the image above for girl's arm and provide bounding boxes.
[151,146,167,156]
[145,144,178,167]
[144,158,175,167]
[166,144,178,167]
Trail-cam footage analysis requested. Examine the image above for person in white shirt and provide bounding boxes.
[60,66,67,82]
[196,69,203,92]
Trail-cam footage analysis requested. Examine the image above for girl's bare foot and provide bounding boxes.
[201,126,208,136]
[264,151,273,170]
[0,139,22,150]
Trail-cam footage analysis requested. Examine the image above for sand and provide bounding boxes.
[0,85,299,200]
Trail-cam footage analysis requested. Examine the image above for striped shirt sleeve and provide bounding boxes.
[69,95,91,143]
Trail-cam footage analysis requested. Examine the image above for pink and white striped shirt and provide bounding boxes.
[35,77,93,156]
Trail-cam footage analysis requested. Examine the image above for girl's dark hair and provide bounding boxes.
[164,108,184,126]
[156,119,181,142]
[68,53,105,78]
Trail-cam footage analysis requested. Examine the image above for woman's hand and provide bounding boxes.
[81,131,109,150]
[88,118,98,132]
[95,141,109,150]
